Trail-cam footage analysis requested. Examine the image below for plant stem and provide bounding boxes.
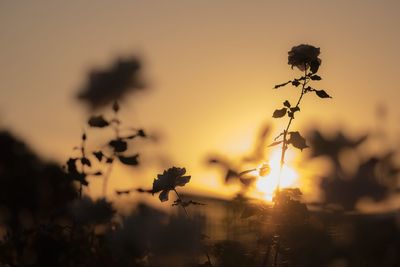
[173,189,189,217]
[102,110,119,197]
[276,69,308,194]
[79,133,87,199]
[173,189,213,267]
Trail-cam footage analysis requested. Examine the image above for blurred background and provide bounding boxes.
[1,0,400,208]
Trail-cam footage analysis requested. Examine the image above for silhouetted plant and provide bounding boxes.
[86,101,146,196]
[77,56,145,110]
[271,44,331,191]
[151,167,212,266]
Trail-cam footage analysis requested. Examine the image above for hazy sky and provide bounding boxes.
[1,1,400,200]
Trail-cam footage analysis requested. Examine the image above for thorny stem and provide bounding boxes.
[173,189,213,267]
[276,69,308,195]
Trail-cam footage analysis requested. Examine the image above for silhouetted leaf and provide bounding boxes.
[288,131,308,150]
[283,100,291,108]
[159,190,170,202]
[66,158,79,174]
[82,133,87,140]
[88,115,109,127]
[273,108,287,118]
[118,154,139,166]
[290,106,300,113]
[314,89,331,98]
[225,169,238,182]
[273,81,290,89]
[292,80,301,87]
[93,151,104,161]
[109,139,127,152]
[81,157,91,167]
[268,140,283,147]
[310,74,322,80]
[93,171,102,176]
[106,158,114,164]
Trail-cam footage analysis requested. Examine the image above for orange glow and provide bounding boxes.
[254,148,299,201]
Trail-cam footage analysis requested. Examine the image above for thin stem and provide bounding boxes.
[79,133,87,199]
[173,189,189,217]
[173,189,213,267]
[276,69,308,194]
[102,110,119,197]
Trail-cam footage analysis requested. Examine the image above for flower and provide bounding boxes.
[152,167,191,202]
[77,56,145,110]
[288,44,321,73]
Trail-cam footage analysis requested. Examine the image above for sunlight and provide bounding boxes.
[255,148,299,201]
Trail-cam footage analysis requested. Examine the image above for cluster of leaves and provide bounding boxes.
[65,101,147,196]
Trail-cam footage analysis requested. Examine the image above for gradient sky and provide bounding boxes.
[1,1,400,201]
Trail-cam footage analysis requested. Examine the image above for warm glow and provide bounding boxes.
[254,148,299,201]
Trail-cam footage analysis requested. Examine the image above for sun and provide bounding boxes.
[254,148,299,201]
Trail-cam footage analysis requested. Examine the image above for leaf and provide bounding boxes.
[288,131,308,151]
[310,75,322,80]
[93,171,103,176]
[291,80,301,87]
[288,107,300,119]
[109,139,127,152]
[273,81,290,89]
[314,89,332,98]
[93,151,104,161]
[283,100,291,108]
[81,157,91,167]
[82,133,87,141]
[106,158,114,164]
[290,106,300,113]
[268,140,283,147]
[272,108,287,118]
[159,190,170,202]
[225,169,238,182]
[88,115,109,127]
[118,154,139,166]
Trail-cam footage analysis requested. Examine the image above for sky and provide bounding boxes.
[1,0,400,203]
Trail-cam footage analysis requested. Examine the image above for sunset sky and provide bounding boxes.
[1,1,400,203]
